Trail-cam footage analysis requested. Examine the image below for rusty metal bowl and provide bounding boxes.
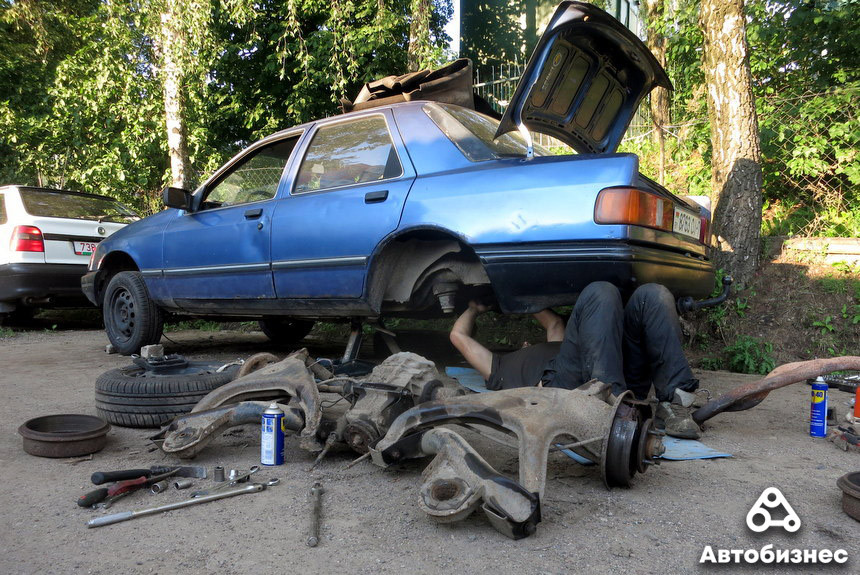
[18,414,110,458]
[836,471,860,522]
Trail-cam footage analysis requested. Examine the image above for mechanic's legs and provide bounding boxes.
[450,302,493,380]
[542,282,626,394]
[623,283,700,438]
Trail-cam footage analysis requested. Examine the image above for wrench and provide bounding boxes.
[190,465,260,498]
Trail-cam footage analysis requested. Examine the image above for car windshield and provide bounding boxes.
[423,102,549,162]
[19,189,138,223]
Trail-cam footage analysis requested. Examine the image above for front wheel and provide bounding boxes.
[103,271,163,355]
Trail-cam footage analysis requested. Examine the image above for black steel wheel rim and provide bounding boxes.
[109,287,135,341]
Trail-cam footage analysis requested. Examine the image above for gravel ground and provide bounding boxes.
[1,328,857,574]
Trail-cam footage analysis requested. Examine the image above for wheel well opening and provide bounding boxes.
[96,252,139,305]
[367,230,494,314]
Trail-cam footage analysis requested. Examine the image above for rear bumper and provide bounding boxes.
[0,262,89,305]
[475,241,714,313]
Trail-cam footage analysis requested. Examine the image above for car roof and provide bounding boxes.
[263,100,430,142]
[0,185,121,202]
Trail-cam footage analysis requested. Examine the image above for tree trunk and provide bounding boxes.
[160,0,191,189]
[643,0,669,185]
[700,0,763,289]
[407,0,431,72]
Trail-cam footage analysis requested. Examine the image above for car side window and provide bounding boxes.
[294,116,402,194]
[205,137,298,208]
[0,194,6,224]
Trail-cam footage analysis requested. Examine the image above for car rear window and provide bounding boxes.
[19,189,137,223]
[423,102,548,162]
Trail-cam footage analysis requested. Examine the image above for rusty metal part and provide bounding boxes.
[836,472,860,522]
[155,401,304,459]
[18,414,110,458]
[374,384,658,495]
[190,349,323,451]
[416,427,540,539]
[370,384,660,538]
[236,352,280,378]
[307,481,323,547]
[693,356,860,425]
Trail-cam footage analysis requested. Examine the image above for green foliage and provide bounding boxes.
[812,315,836,334]
[0,326,14,338]
[700,356,723,371]
[725,335,776,375]
[818,276,848,295]
[0,0,453,213]
[164,319,222,332]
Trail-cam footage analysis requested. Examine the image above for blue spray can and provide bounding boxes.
[261,403,285,465]
[810,377,828,438]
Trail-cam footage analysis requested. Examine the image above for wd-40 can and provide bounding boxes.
[261,403,285,465]
[810,377,828,438]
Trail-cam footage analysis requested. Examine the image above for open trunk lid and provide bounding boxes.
[496,1,672,155]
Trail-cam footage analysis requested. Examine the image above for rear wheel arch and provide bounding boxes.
[365,227,493,312]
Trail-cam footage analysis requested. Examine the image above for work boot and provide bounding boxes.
[655,389,701,439]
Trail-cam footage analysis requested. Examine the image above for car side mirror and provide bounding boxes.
[163,186,192,211]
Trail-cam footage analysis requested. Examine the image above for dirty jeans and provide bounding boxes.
[541,282,698,402]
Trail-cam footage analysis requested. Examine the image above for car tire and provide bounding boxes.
[94,362,241,428]
[103,271,163,355]
[259,317,314,344]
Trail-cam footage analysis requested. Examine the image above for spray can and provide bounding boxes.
[261,403,285,465]
[810,377,828,438]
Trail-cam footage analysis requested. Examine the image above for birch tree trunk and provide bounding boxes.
[407,0,431,72]
[700,0,763,289]
[643,0,669,184]
[160,0,191,189]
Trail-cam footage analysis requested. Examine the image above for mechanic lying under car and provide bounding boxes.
[449,281,701,439]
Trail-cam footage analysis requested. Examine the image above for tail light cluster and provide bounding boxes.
[594,187,710,245]
[10,225,44,252]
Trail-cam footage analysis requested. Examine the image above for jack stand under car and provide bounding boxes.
[370,382,664,539]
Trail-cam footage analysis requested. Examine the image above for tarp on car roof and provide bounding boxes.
[340,59,501,119]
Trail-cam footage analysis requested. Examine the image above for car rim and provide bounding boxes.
[110,288,135,341]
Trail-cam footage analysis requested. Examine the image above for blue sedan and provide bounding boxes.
[82,1,713,354]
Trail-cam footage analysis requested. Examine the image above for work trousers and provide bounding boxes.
[541,281,698,402]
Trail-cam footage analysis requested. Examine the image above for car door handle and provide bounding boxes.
[364,190,388,204]
[244,208,263,219]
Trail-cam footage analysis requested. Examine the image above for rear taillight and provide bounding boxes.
[10,225,44,252]
[594,187,674,233]
[699,216,710,245]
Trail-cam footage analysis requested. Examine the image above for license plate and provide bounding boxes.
[673,207,701,240]
[74,241,99,256]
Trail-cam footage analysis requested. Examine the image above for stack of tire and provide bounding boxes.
[95,361,241,428]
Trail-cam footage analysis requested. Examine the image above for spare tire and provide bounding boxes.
[95,360,240,428]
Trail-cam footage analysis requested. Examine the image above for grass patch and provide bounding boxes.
[164,319,222,332]
[0,326,14,338]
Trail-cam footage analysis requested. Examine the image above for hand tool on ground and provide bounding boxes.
[86,480,275,528]
[94,490,133,510]
[90,465,206,485]
[190,465,260,498]
[307,481,324,547]
[78,469,180,507]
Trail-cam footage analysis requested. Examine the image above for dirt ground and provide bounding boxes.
[1,326,858,575]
